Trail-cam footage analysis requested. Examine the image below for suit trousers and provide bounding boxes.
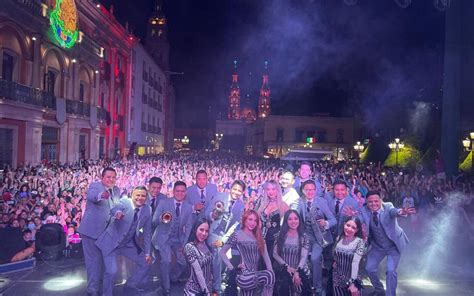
[211,246,223,292]
[82,235,103,294]
[102,243,150,296]
[366,245,401,296]
[310,242,324,289]
[158,242,187,290]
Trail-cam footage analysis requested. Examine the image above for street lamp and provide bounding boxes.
[388,138,404,167]
[462,132,474,172]
[353,141,365,161]
[181,136,189,145]
[215,133,223,150]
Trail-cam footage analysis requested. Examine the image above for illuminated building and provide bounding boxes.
[128,43,166,155]
[217,61,354,156]
[258,61,271,119]
[0,0,134,168]
[145,0,175,150]
[226,61,270,122]
[228,60,241,120]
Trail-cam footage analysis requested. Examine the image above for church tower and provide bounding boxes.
[228,60,241,120]
[258,61,271,119]
[145,0,170,71]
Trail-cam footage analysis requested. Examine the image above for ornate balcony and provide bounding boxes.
[66,100,91,117]
[0,79,55,109]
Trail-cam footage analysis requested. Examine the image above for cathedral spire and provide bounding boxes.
[258,61,271,119]
[228,60,241,120]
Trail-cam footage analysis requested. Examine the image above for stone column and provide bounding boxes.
[24,121,42,165]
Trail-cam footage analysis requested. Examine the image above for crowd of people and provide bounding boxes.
[0,152,473,296]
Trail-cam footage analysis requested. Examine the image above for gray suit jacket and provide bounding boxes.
[95,197,152,256]
[77,182,120,239]
[205,193,245,244]
[152,198,194,251]
[360,202,409,253]
[147,192,167,216]
[297,197,336,245]
[326,195,360,236]
[186,183,218,210]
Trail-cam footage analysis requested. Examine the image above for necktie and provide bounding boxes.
[151,198,156,211]
[200,189,205,203]
[373,211,379,226]
[109,188,113,199]
[307,201,312,213]
[133,208,139,222]
[133,208,141,254]
[335,200,340,215]
[176,202,181,217]
[228,200,235,213]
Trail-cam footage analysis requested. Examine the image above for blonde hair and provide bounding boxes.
[258,180,289,216]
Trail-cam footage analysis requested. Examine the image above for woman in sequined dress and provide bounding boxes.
[332,217,366,296]
[219,210,275,296]
[273,210,310,296]
[256,180,289,257]
[184,219,213,296]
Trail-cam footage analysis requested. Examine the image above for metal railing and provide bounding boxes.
[0,79,56,109]
[66,100,91,117]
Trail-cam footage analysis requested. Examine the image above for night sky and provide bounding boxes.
[100,0,445,130]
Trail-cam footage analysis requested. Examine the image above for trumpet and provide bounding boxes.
[160,211,173,224]
[313,208,330,248]
[211,201,225,220]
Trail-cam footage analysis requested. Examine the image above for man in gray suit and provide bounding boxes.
[205,179,246,295]
[297,180,336,295]
[147,177,167,217]
[152,181,194,296]
[78,167,120,296]
[186,170,217,218]
[360,191,415,296]
[95,186,153,296]
[326,179,360,237]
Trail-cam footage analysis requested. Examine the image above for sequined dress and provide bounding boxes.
[183,242,213,295]
[273,233,310,295]
[332,237,366,296]
[220,231,275,296]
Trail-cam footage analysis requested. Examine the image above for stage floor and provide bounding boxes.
[0,257,473,295]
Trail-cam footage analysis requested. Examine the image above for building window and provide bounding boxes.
[295,130,304,142]
[79,82,85,102]
[46,69,57,95]
[2,52,14,81]
[130,107,134,129]
[317,130,327,143]
[276,128,284,142]
[41,127,59,161]
[336,129,344,143]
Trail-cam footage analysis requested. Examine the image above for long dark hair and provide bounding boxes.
[276,210,305,257]
[335,216,364,246]
[187,218,211,250]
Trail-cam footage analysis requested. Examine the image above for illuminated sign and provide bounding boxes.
[50,0,79,48]
[306,137,315,144]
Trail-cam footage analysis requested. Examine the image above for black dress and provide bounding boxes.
[184,242,213,295]
[332,237,366,296]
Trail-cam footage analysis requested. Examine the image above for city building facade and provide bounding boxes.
[0,0,134,168]
[128,43,166,155]
[246,115,355,158]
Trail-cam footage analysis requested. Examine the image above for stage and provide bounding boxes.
[0,257,473,295]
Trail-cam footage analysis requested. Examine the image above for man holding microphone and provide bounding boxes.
[78,167,120,296]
